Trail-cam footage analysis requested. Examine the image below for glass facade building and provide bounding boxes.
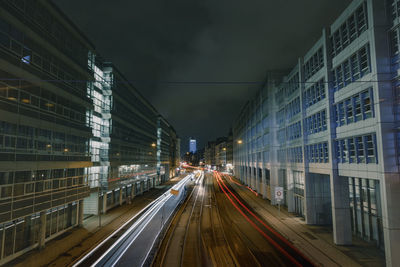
[233,1,400,266]
[0,0,179,264]
[0,0,93,263]
[83,61,179,215]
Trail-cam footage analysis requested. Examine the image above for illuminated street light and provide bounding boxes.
[237,140,243,144]
[151,143,156,147]
[222,147,226,151]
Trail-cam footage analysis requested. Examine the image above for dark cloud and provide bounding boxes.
[54,0,352,153]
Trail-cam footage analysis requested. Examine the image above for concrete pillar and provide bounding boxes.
[78,200,84,227]
[270,167,279,205]
[131,184,135,199]
[381,172,400,267]
[25,216,32,241]
[255,167,260,193]
[38,211,46,249]
[247,166,250,186]
[119,188,123,206]
[252,167,256,190]
[103,193,107,214]
[243,166,247,185]
[261,168,267,199]
[67,203,73,227]
[305,172,317,224]
[330,174,351,245]
[286,170,295,213]
[250,167,254,188]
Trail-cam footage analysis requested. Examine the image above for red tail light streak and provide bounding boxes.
[214,172,310,267]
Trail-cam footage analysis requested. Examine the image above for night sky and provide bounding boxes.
[54,0,352,153]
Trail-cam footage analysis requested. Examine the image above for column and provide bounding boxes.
[250,167,253,188]
[131,184,135,199]
[78,200,84,227]
[103,193,107,214]
[286,170,295,213]
[382,172,400,267]
[119,188,123,206]
[261,168,267,199]
[38,211,46,249]
[330,174,352,245]
[270,167,279,205]
[305,172,317,224]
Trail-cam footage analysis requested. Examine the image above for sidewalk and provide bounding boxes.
[7,176,184,267]
[227,176,385,267]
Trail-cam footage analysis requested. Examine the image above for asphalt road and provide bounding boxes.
[152,171,314,267]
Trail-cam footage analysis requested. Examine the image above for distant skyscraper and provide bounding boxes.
[189,138,197,153]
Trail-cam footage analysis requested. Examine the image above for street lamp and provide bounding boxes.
[151,143,156,147]
[237,140,243,144]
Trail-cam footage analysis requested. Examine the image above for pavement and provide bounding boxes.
[226,175,386,267]
[6,175,185,267]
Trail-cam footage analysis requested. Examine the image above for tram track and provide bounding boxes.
[154,170,314,267]
[153,172,238,267]
[215,172,314,266]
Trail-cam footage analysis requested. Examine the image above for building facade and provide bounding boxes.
[215,137,227,171]
[0,0,93,263]
[189,137,196,153]
[204,135,233,172]
[83,60,176,215]
[233,0,400,265]
[204,141,216,167]
[0,0,179,264]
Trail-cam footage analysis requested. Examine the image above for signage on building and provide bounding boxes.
[275,186,284,202]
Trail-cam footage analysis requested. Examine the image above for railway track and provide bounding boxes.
[215,172,314,267]
[153,171,314,267]
[155,171,206,267]
[201,173,238,267]
[154,172,238,267]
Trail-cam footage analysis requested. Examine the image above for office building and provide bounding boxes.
[205,135,233,172]
[0,0,93,263]
[215,137,227,171]
[204,141,216,167]
[233,1,399,265]
[0,0,179,264]
[83,59,175,215]
[189,137,196,153]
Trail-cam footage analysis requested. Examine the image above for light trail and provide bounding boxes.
[222,173,258,196]
[214,172,303,267]
[74,174,193,267]
[217,173,310,260]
